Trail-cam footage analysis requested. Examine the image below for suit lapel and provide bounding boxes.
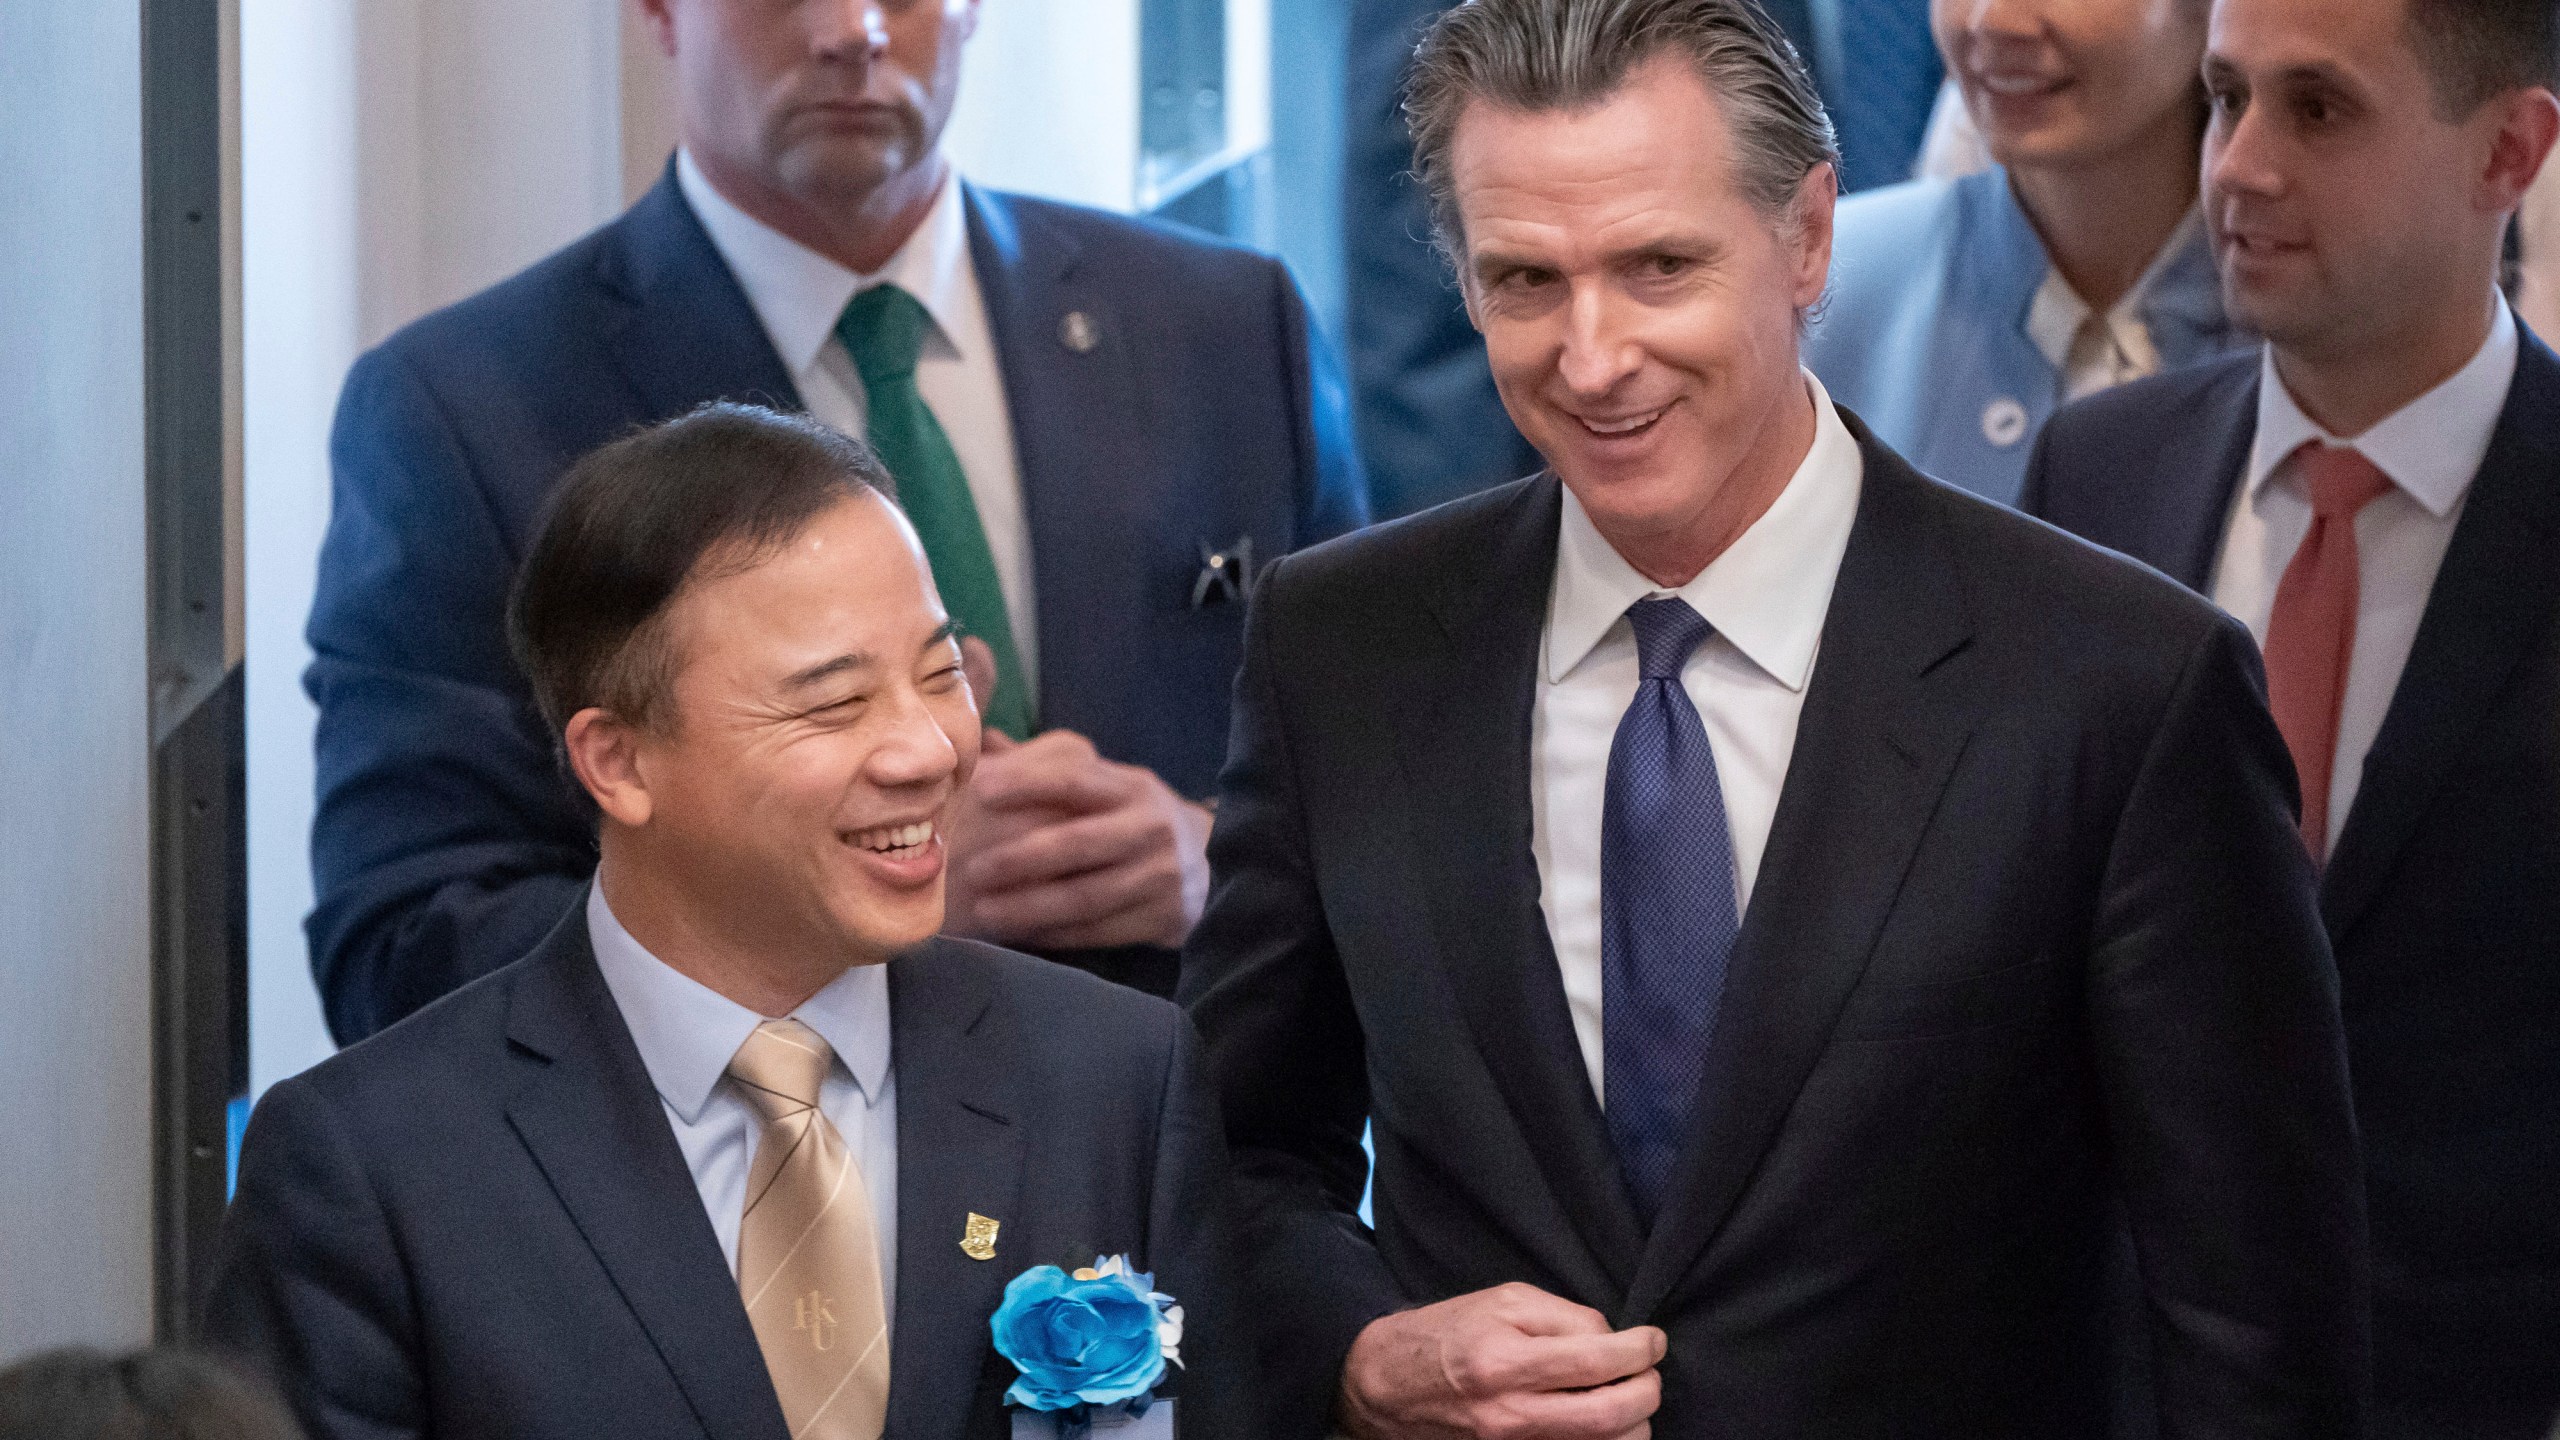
[885,940,1026,1440]
[2146,363,2258,590]
[1391,477,1648,1302]
[965,186,1145,736]
[1623,428,1977,1319]
[595,164,805,422]
[503,908,791,1440]
[2320,333,2560,940]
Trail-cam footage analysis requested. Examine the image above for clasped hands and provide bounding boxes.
[1341,1284,1668,1440]
[945,640,1213,952]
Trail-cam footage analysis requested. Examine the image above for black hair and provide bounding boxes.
[2407,0,2560,117]
[507,402,894,736]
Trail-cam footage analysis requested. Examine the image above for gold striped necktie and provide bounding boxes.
[728,1018,891,1440]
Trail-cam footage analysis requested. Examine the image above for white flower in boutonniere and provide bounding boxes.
[991,1254,1182,1439]
[1088,1254,1182,1369]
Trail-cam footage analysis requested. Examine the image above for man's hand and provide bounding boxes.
[1338,1284,1667,1440]
[944,637,1209,950]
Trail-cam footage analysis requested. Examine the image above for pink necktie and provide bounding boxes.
[2261,443,2393,864]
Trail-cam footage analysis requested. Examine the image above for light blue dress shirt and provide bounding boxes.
[586,884,899,1323]
[1806,166,2249,506]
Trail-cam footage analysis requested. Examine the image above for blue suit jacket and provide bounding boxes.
[308,168,1368,1042]
[2023,340,2560,1432]
[207,911,1255,1440]
[1806,168,2247,507]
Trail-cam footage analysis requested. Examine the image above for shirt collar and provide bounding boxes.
[2021,208,2202,376]
[1545,369,1864,689]
[675,147,976,377]
[586,882,894,1124]
[2246,293,2517,519]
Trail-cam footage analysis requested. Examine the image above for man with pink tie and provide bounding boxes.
[2024,0,2560,1430]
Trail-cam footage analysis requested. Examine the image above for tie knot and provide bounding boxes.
[838,283,930,385]
[727,1019,835,1123]
[2296,443,2393,520]
[1624,596,1713,680]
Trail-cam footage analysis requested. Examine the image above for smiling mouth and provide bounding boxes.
[848,820,938,859]
[2224,231,2306,259]
[1976,71,2068,97]
[1577,404,1670,438]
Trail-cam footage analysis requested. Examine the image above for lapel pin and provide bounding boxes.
[1191,535,1256,609]
[1060,311,1099,354]
[1980,396,2029,448]
[961,1212,1001,1261]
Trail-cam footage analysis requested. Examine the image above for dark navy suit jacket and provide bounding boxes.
[207,908,1253,1440]
[308,167,1367,1043]
[2023,340,2560,1435]
[1185,415,2368,1439]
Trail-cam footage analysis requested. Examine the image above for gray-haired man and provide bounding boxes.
[1181,0,2368,1436]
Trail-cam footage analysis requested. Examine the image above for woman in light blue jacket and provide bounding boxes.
[1806,0,2248,506]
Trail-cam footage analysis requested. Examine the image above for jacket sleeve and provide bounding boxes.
[1146,1013,1270,1440]
[1179,558,1405,1439]
[202,1078,426,1440]
[305,343,592,1044]
[2090,611,2371,1437]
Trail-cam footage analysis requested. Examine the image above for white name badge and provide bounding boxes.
[1011,1400,1174,1438]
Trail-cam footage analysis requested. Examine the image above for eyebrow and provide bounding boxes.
[1470,233,1728,280]
[2204,55,2357,91]
[778,619,961,692]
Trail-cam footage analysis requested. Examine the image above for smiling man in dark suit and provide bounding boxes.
[2022,0,2560,1431]
[210,407,1248,1440]
[307,0,1367,1040]
[1181,2,2368,1437]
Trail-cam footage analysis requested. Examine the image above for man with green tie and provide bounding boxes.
[305,0,1368,1039]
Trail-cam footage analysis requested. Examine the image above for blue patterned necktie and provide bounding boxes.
[1601,596,1742,1226]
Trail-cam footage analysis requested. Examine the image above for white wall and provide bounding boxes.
[0,3,157,1358]
[941,0,1143,210]
[242,0,629,1093]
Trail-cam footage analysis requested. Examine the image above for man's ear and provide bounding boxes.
[564,708,655,829]
[1788,161,1839,311]
[2482,87,2560,215]
[636,0,678,59]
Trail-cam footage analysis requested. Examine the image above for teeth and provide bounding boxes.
[1980,73,2056,95]
[1584,407,1666,435]
[854,821,936,853]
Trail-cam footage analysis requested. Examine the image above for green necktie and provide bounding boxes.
[836,284,1033,739]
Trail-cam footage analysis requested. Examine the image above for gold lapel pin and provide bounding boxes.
[961,1212,1000,1261]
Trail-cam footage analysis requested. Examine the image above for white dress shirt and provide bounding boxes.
[1531,372,1865,1105]
[586,884,900,1323]
[677,150,1039,697]
[2023,210,2202,402]
[2209,295,2516,853]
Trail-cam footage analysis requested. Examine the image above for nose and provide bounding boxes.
[2207,95,2284,202]
[1945,0,2039,45]
[808,0,890,63]
[1554,283,1644,401]
[864,683,962,794]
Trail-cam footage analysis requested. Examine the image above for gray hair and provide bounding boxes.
[1404,0,1839,270]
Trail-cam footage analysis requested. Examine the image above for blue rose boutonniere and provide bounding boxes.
[991,1255,1182,1438]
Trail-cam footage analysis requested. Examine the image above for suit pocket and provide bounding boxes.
[1834,953,2073,1042]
